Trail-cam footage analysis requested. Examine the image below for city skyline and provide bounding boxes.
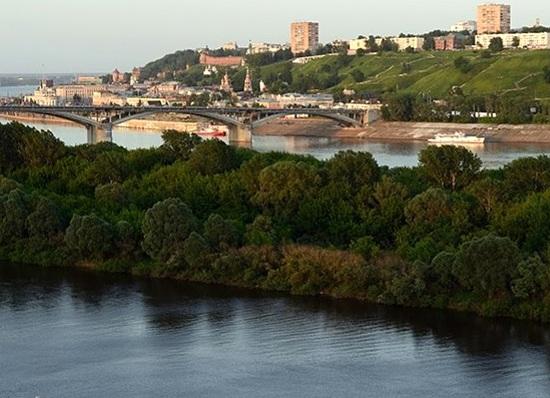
[2,0,550,73]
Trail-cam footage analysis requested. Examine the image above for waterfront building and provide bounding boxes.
[450,20,477,33]
[290,22,320,54]
[375,36,425,51]
[199,52,244,67]
[475,32,550,49]
[24,86,58,106]
[126,97,168,107]
[477,4,511,34]
[92,91,126,106]
[55,84,108,103]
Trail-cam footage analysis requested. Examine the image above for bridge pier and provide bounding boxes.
[86,124,113,145]
[227,124,252,144]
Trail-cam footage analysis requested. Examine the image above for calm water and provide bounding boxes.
[1,263,549,398]
[2,117,550,168]
[0,85,35,97]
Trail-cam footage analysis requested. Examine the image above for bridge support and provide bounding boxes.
[86,124,113,144]
[227,124,252,144]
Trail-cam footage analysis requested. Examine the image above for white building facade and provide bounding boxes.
[476,32,550,49]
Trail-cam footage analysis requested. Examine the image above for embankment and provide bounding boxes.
[255,119,550,144]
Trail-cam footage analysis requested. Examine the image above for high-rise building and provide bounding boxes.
[290,22,319,54]
[477,4,511,34]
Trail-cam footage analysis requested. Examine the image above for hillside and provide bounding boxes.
[285,50,550,100]
[141,49,550,102]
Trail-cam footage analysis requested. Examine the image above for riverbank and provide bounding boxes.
[255,119,550,144]
[5,112,550,144]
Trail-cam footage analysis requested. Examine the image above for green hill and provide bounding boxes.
[282,50,550,101]
[141,49,550,102]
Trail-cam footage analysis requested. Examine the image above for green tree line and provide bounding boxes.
[3,122,550,321]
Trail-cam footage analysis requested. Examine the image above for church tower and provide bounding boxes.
[243,68,253,93]
[220,72,233,93]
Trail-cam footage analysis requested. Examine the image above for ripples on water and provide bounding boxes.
[1,264,549,398]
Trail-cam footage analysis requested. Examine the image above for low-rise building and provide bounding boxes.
[199,52,244,67]
[375,36,425,51]
[55,84,108,103]
[475,32,550,49]
[92,91,126,106]
[247,42,289,55]
[24,87,59,106]
[77,76,102,85]
[126,97,168,107]
[348,38,368,54]
[450,20,477,33]
[434,34,464,51]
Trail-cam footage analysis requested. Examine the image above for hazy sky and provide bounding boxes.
[1,0,548,73]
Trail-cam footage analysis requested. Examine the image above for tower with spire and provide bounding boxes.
[220,71,233,93]
[243,68,253,93]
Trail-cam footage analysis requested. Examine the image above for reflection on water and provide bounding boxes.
[1,264,549,398]
[2,118,550,168]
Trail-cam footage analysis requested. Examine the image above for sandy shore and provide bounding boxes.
[255,119,550,144]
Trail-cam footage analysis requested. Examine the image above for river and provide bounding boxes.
[2,117,550,168]
[1,263,549,397]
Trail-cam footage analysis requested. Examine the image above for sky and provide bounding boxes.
[1,0,549,74]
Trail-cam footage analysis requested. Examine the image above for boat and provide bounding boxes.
[195,127,227,138]
[428,132,485,145]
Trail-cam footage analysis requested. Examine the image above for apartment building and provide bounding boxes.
[290,22,319,54]
[477,4,511,33]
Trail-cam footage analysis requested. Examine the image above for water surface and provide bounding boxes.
[1,264,549,397]
[2,117,550,168]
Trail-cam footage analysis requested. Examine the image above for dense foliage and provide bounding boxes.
[3,121,550,322]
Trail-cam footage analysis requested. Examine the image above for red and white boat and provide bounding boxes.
[195,127,227,138]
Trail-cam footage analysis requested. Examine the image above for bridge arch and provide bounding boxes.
[109,108,246,128]
[251,110,362,129]
[0,108,101,129]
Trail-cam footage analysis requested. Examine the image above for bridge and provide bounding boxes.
[0,105,373,144]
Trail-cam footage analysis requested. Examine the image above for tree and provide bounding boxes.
[204,214,241,249]
[419,145,482,191]
[142,198,198,263]
[512,36,520,48]
[422,37,435,51]
[64,214,113,260]
[351,69,365,82]
[453,234,520,296]
[544,66,550,84]
[489,37,504,52]
[253,161,321,220]
[0,189,29,244]
[382,94,416,121]
[454,56,472,73]
[181,232,210,270]
[355,48,366,57]
[512,256,550,299]
[187,139,239,175]
[26,197,63,243]
[160,131,202,161]
[326,151,380,192]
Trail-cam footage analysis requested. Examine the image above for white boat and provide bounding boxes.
[428,132,485,145]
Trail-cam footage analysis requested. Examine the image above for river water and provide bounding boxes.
[1,263,549,398]
[2,117,550,168]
